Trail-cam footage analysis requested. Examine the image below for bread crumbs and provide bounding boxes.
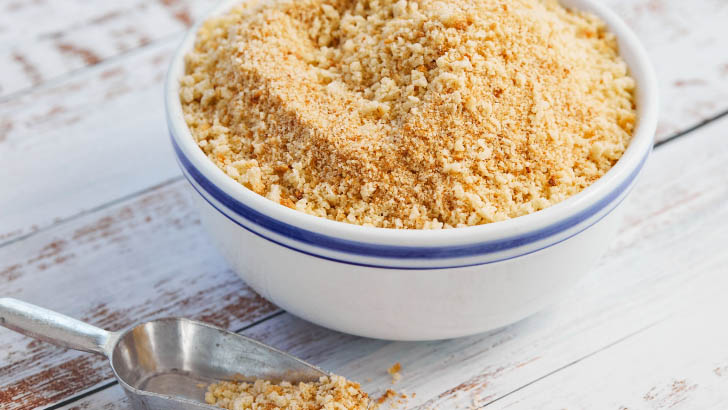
[205,375,369,409]
[181,0,636,229]
[388,362,402,384]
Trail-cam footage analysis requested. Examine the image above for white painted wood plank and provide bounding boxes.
[0,181,279,409]
[1,0,727,246]
[0,0,216,97]
[48,116,728,409]
[494,296,728,409]
[602,0,728,137]
[0,41,181,244]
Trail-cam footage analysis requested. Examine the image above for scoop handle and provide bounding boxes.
[0,298,113,356]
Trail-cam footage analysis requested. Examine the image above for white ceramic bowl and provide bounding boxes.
[166,0,658,341]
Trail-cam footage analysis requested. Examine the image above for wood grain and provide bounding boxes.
[0,182,278,409]
[605,0,728,137]
[0,0,216,97]
[16,114,728,410]
[0,41,180,246]
[496,297,728,409]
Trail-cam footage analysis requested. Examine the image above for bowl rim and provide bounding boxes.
[165,0,658,251]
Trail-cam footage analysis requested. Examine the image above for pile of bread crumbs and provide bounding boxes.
[181,0,636,229]
[205,375,370,409]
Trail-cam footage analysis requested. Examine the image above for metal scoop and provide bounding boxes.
[0,298,326,409]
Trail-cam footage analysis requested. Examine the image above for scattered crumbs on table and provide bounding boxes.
[388,362,402,384]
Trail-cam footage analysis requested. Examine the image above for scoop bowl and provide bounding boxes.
[0,298,326,410]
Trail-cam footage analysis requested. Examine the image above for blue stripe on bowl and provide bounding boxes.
[180,159,635,270]
[172,136,647,261]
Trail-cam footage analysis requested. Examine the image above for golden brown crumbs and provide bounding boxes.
[375,388,399,406]
[370,388,410,409]
[181,0,636,229]
[205,375,369,409]
[387,362,402,384]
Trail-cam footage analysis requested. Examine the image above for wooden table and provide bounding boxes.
[1,1,727,408]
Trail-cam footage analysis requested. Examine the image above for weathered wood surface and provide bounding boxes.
[0,41,181,246]
[606,0,728,138]
[2,0,728,409]
[498,298,728,409]
[53,117,728,410]
[0,0,216,97]
[0,182,279,408]
[1,0,728,246]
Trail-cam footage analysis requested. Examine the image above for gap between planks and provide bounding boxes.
[653,108,728,149]
[0,175,183,249]
[478,320,663,408]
